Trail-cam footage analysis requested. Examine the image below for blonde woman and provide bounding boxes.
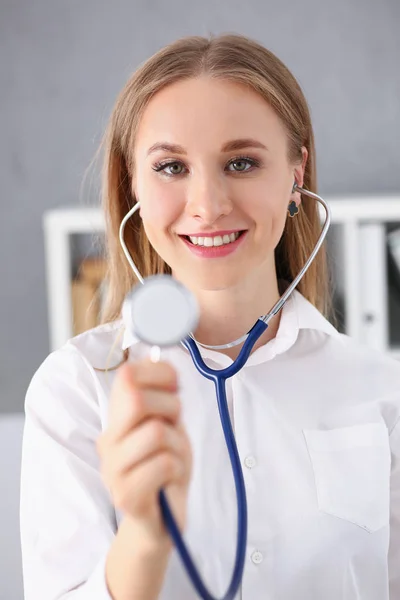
[20,34,400,600]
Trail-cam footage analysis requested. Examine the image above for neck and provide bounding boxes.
[188,271,282,361]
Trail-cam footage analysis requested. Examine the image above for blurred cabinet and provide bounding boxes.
[71,256,107,335]
[43,208,105,351]
[43,196,400,357]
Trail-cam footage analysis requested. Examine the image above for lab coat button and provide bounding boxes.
[244,455,257,469]
[251,550,263,565]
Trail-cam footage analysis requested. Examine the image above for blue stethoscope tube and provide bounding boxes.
[158,319,268,600]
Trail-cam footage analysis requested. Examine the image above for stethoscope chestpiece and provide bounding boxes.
[122,274,200,349]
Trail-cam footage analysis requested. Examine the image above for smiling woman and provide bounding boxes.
[99,35,331,339]
[133,76,304,317]
[20,33,400,600]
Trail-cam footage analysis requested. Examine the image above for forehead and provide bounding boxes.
[134,77,288,154]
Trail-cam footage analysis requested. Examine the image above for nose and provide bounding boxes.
[185,172,233,224]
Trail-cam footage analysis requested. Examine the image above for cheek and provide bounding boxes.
[269,203,288,243]
[251,192,286,229]
[248,193,288,254]
[138,180,184,244]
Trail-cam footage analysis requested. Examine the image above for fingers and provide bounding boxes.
[105,360,181,443]
[97,358,192,529]
[125,359,179,392]
[109,451,185,516]
[101,418,186,478]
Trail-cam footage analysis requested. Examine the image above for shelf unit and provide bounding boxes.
[43,196,400,358]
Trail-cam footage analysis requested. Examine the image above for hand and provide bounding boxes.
[97,358,193,549]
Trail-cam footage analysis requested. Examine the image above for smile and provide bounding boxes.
[179,230,247,258]
[185,231,242,247]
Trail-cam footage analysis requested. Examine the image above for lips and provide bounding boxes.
[181,229,244,238]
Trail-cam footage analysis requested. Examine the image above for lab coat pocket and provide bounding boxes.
[303,422,391,533]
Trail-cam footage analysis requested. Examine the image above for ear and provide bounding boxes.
[292,146,308,201]
[130,181,141,216]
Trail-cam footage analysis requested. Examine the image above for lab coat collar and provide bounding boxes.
[121,282,341,367]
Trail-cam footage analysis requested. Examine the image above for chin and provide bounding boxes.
[178,269,243,292]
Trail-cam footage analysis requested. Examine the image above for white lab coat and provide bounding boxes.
[20,289,400,599]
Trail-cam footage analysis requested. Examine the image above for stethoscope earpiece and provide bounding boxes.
[292,181,298,193]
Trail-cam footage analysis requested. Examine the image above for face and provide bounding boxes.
[133,77,306,292]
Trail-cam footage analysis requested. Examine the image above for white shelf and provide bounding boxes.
[318,195,400,222]
[43,208,105,350]
[43,196,400,354]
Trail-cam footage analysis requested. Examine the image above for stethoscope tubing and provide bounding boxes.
[119,185,331,351]
[159,319,268,600]
[119,185,331,598]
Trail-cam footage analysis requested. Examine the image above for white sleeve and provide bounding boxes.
[389,415,400,599]
[20,345,117,600]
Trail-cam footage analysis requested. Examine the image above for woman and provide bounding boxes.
[20,34,400,600]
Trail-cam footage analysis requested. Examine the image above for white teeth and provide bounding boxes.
[188,232,241,247]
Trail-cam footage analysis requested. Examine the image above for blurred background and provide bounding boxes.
[0,0,399,598]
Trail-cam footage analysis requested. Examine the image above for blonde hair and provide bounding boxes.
[95,33,334,370]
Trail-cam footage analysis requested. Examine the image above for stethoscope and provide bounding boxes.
[119,182,331,600]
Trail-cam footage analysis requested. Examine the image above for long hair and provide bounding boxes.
[95,34,334,368]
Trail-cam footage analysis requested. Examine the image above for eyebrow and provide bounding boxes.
[146,138,268,156]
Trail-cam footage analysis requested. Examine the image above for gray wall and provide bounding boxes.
[1,0,399,413]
